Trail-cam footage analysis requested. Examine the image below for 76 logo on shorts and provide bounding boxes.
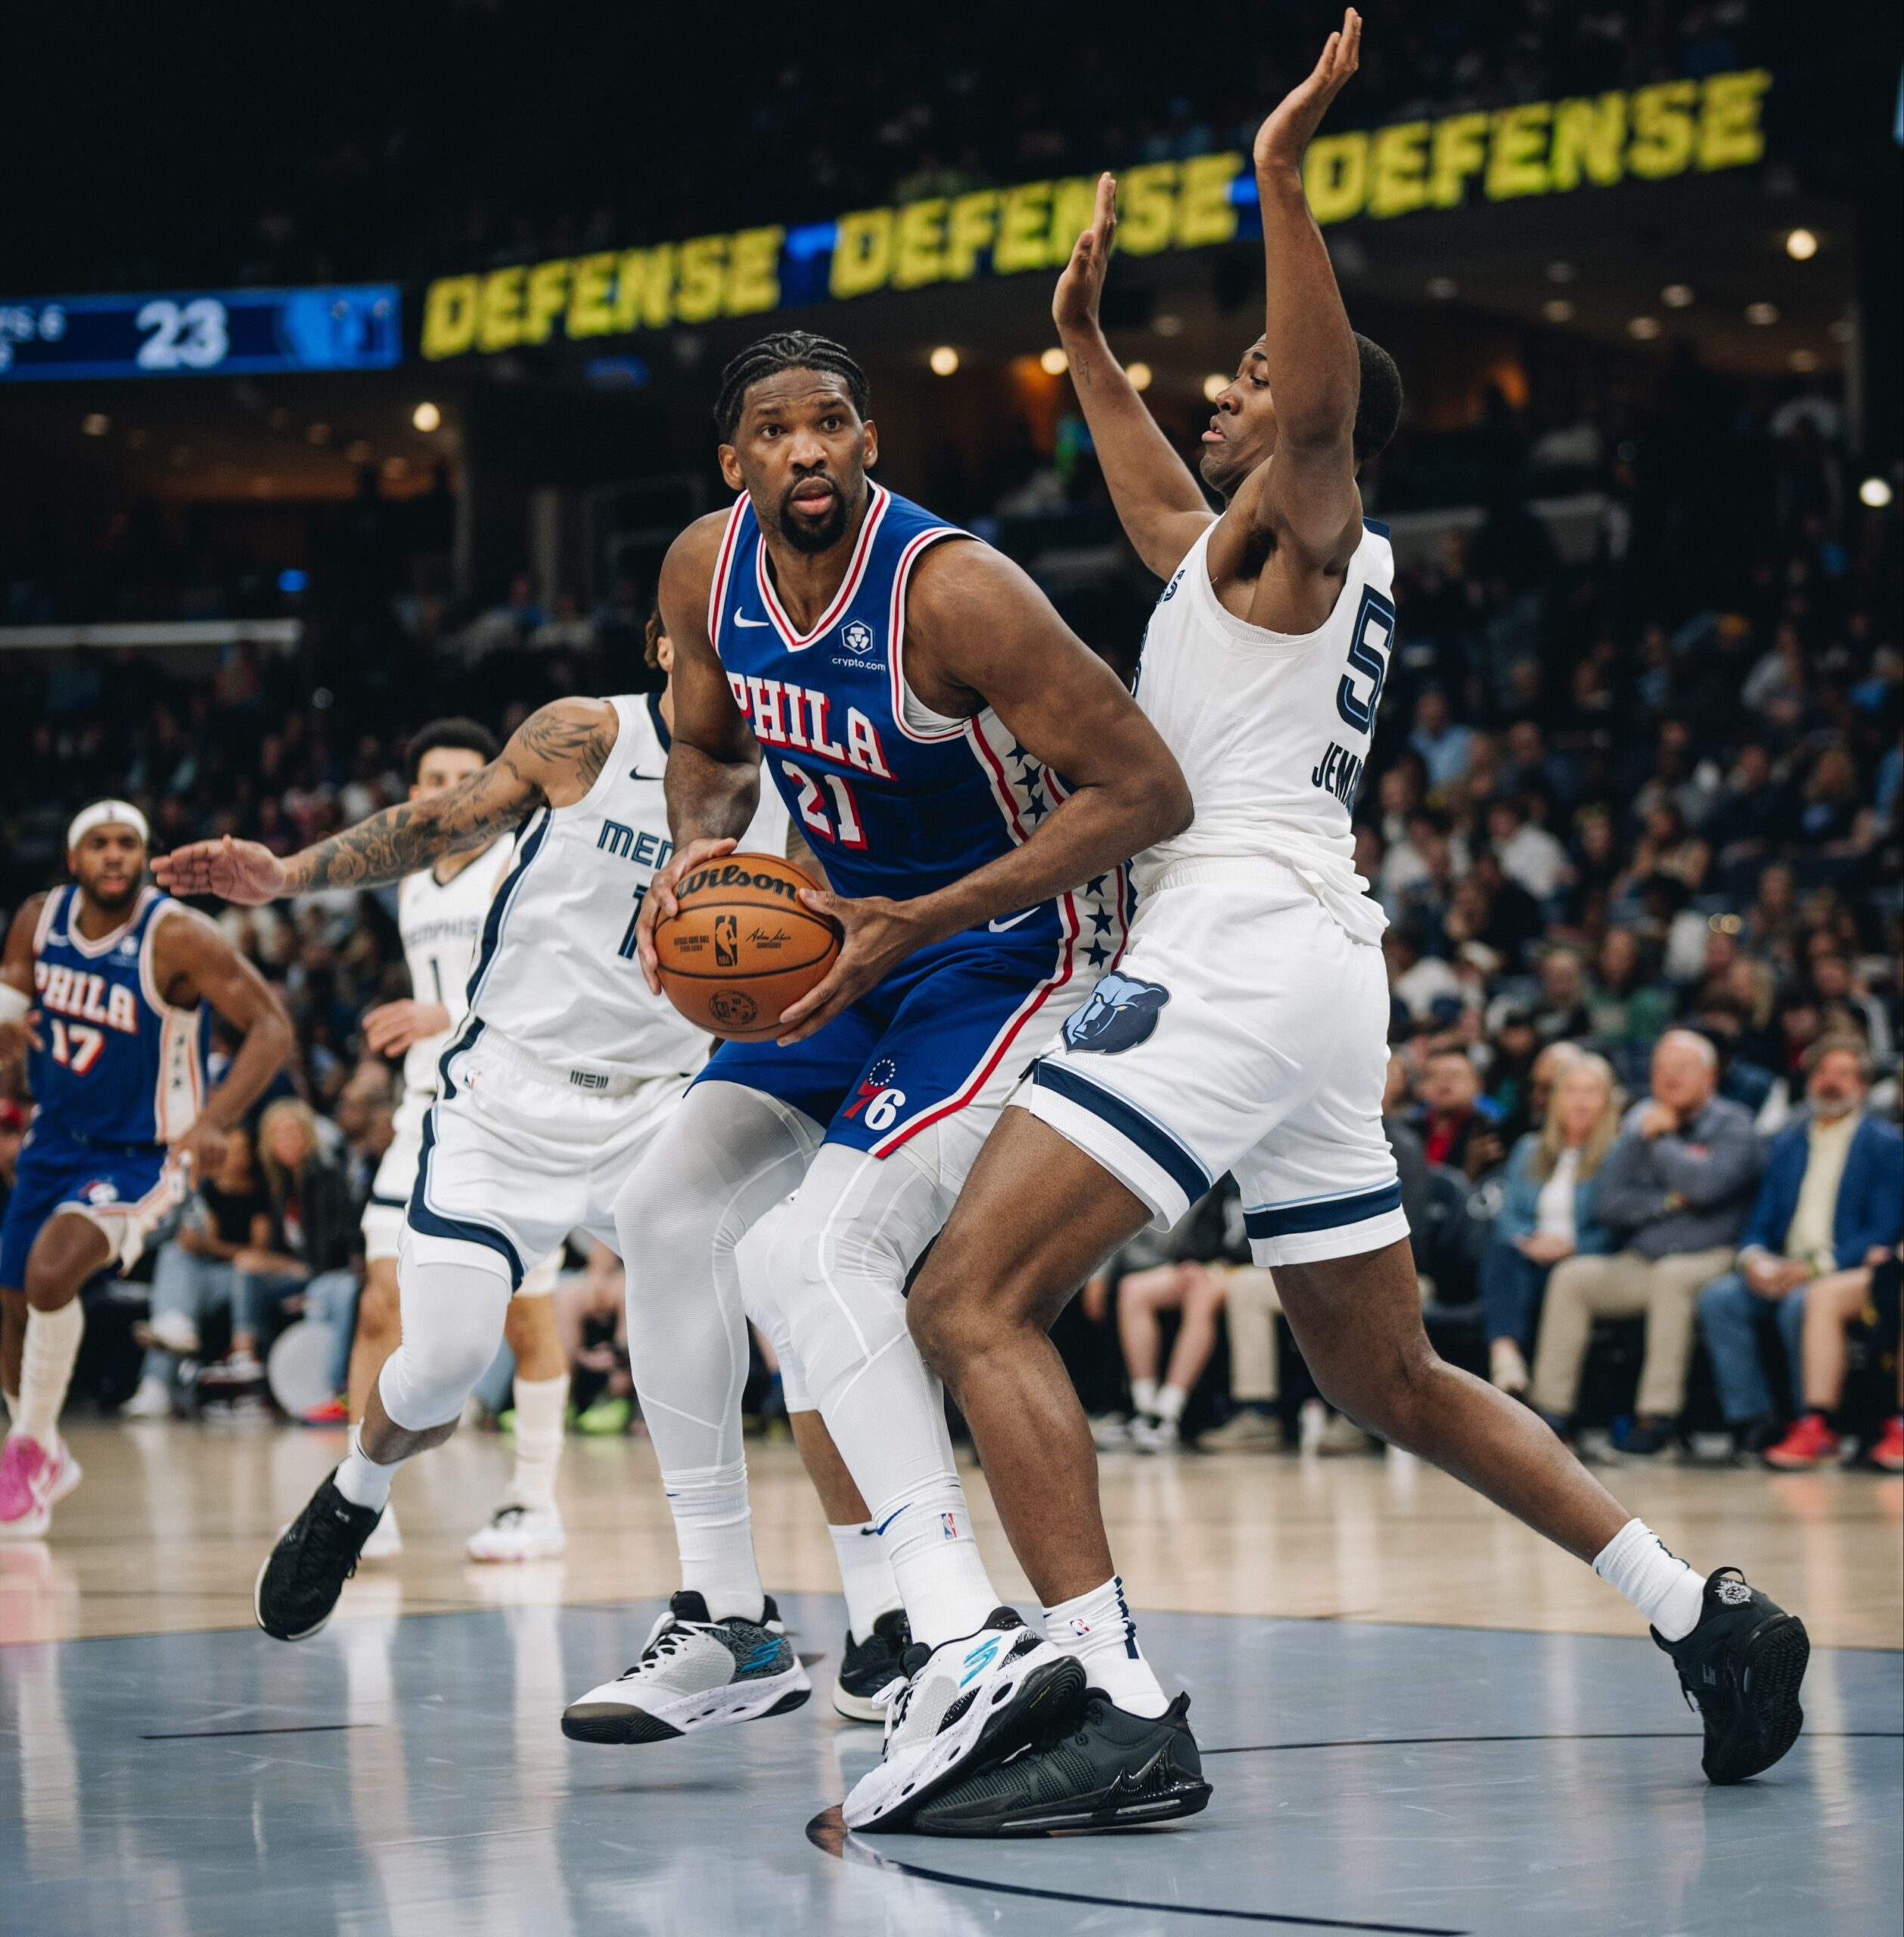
[843,1057,905,1131]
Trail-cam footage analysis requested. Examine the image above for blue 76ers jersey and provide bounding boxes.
[708,481,1125,962]
[27,885,208,1148]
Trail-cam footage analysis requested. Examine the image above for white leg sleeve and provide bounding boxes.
[614,1080,821,1475]
[740,1138,999,1644]
[739,1201,812,1413]
[377,1255,512,1432]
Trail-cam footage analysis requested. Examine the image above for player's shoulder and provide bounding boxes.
[663,508,738,583]
[148,894,229,965]
[6,890,52,959]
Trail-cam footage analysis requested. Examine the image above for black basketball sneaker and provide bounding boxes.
[1656,1567,1809,1783]
[909,1688,1212,1836]
[834,1608,912,1722]
[254,1471,384,1642]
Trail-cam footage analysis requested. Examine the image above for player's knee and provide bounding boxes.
[358,1270,401,1345]
[23,1223,95,1309]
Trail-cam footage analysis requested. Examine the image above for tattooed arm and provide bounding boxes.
[153,698,619,904]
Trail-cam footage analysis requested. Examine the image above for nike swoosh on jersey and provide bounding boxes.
[988,908,1040,932]
[734,609,769,628]
[628,769,666,782]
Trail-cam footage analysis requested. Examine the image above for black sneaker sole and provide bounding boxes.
[856,1656,1088,1835]
[1705,1614,1809,1784]
[919,1773,1214,1837]
[561,1684,809,1745]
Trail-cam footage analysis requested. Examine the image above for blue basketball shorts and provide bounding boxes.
[0,1121,188,1286]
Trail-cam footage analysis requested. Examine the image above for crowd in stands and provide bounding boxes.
[1,303,1898,1472]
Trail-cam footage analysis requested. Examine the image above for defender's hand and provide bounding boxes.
[362,1000,452,1056]
[171,1118,230,1181]
[775,890,921,1045]
[635,837,738,993]
[1253,8,1362,175]
[153,836,289,906]
[1053,172,1118,339]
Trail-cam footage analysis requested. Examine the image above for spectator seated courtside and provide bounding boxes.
[1697,1038,1903,1455]
[1530,1031,1762,1457]
[1478,1052,1623,1398]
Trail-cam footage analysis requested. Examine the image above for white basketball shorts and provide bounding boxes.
[1012,857,1408,1267]
[404,1025,691,1290]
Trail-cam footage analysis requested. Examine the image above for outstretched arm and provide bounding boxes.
[1053,173,1215,581]
[153,700,617,903]
[1242,11,1365,567]
[0,896,45,1066]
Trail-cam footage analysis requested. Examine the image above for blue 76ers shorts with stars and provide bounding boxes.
[1013,857,1408,1267]
[0,1120,188,1286]
[696,920,1099,1186]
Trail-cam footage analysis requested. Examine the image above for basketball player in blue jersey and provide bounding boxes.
[569,329,1190,1829]
[0,801,292,1537]
[896,12,1810,1833]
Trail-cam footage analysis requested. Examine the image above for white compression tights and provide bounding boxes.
[611,1080,821,1619]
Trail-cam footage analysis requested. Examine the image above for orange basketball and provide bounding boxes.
[653,851,840,1040]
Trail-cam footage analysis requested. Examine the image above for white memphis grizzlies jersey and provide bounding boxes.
[394,841,515,1100]
[463,692,789,1080]
[1133,517,1395,944]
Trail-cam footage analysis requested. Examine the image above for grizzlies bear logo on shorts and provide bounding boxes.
[1061,972,1170,1055]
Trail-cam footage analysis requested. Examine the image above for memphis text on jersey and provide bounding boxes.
[1310,738,1366,810]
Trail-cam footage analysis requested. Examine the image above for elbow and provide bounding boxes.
[1150,770,1194,845]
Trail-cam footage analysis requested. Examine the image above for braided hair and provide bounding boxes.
[713,331,871,443]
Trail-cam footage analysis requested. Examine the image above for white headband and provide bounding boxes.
[67,799,150,853]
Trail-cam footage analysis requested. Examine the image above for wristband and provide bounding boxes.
[0,984,30,1024]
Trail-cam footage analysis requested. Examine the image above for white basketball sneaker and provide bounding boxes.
[359,1503,404,1561]
[842,1608,1086,1833]
[561,1590,809,1743]
[465,1501,564,1563]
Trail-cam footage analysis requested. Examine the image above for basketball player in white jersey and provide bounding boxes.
[351,719,568,1566]
[159,664,918,1724]
[897,14,1809,1833]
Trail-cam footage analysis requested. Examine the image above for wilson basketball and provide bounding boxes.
[653,851,840,1040]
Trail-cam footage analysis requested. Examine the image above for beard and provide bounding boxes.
[81,874,141,917]
[774,477,852,554]
[1810,1091,1857,1120]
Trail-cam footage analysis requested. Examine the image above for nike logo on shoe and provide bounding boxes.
[734,609,769,628]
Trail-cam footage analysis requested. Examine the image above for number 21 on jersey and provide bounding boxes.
[781,760,866,850]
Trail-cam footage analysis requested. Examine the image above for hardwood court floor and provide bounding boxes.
[5,1419,1899,1649]
[2,1422,1899,1937]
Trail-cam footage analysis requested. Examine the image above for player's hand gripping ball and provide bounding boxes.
[653,853,841,1040]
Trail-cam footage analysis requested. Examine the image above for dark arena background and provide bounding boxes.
[2,6,1900,1934]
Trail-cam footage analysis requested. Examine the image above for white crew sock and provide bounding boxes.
[1154,1384,1187,1426]
[880,1482,999,1648]
[16,1300,85,1450]
[507,1373,569,1513]
[667,1458,765,1621]
[1593,1517,1707,1642]
[1044,1576,1169,1718]
[830,1520,903,1642]
[334,1424,396,1511]
[1131,1376,1158,1417]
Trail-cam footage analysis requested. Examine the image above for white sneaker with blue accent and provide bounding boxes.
[843,1608,1086,1833]
[561,1590,809,1743]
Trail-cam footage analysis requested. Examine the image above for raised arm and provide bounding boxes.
[778,540,1191,1041]
[1238,11,1366,574]
[630,512,766,990]
[1053,173,1215,581]
[150,908,294,1174]
[0,895,45,1068]
[153,699,617,903]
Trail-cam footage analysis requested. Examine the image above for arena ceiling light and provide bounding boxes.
[412,402,442,432]
[1126,362,1154,393]
[928,346,958,376]
[1425,276,1457,300]
[1153,315,1184,337]
[81,413,109,436]
[1545,260,1576,283]
[1039,347,1069,375]
[1790,350,1820,373]
[1661,284,1694,308]
[1542,298,1575,323]
[1627,316,1662,340]
[1859,477,1894,508]
[1745,302,1780,326]
[1784,228,1819,261]
[1203,373,1229,402]
[306,422,331,445]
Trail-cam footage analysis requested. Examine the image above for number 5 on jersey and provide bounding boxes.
[781,760,867,850]
[1334,587,1398,735]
